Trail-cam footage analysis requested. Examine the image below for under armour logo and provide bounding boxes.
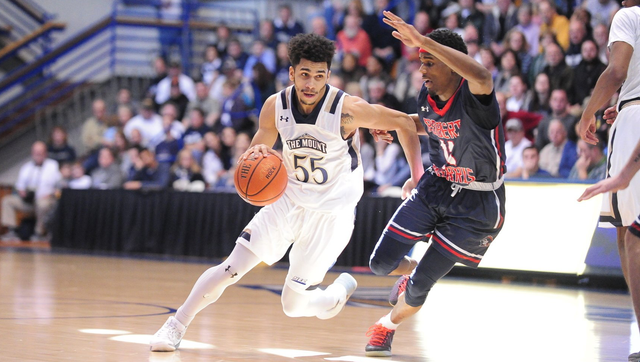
[225,265,238,278]
[421,106,429,112]
[280,115,289,122]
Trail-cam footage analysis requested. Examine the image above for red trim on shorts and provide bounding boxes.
[632,222,640,233]
[388,225,423,240]
[432,235,481,264]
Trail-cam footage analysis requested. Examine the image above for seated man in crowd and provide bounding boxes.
[518,146,554,180]
[539,119,578,178]
[124,147,170,191]
[1,141,61,241]
[91,147,123,189]
[568,138,607,181]
[504,118,532,178]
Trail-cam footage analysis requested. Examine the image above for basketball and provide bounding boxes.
[234,153,288,206]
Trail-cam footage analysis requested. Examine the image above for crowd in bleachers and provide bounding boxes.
[1,0,621,241]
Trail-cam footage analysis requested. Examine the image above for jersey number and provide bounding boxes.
[293,155,328,184]
[439,140,457,166]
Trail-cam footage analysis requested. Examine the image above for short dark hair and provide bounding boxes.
[427,28,468,55]
[288,33,335,69]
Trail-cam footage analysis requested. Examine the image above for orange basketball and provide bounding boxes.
[234,154,288,206]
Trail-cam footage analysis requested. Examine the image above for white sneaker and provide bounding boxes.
[150,316,187,352]
[317,273,357,320]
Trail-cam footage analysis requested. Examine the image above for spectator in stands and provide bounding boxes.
[222,38,249,77]
[113,130,131,176]
[542,42,574,100]
[581,0,619,29]
[171,149,205,192]
[360,55,393,102]
[110,88,139,115]
[538,0,570,51]
[218,126,236,170]
[91,147,122,189]
[463,25,481,63]
[368,79,402,111]
[336,15,372,68]
[565,19,590,68]
[400,69,425,114]
[186,81,220,127]
[201,45,222,87]
[592,23,609,65]
[128,128,144,148]
[274,42,292,91]
[124,147,171,190]
[259,19,278,51]
[146,57,168,100]
[373,138,409,195]
[251,62,276,108]
[68,162,91,190]
[47,126,76,164]
[518,146,554,179]
[0,141,60,242]
[504,29,533,75]
[81,99,109,156]
[479,46,499,81]
[539,119,577,177]
[215,131,251,189]
[482,0,518,55]
[124,98,164,149]
[535,89,577,149]
[359,129,376,192]
[243,39,276,81]
[165,78,190,121]
[506,74,532,112]
[103,105,133,149]
[55,162,72,195]
[572,40,606,108]
[494,49,521,94]
[213,23,231,58]
[441,4,464,38]
[459,0,484,40]
[336,52,365,86]
[155,61,196,106]
[496,91,542,142]
[217,78,255,134]
[310,15,329,38]
[202,131,224,189]
[273,4,304,43]
[514,4,539,58]
[568,138,606,181]
[504,118,533,178]
[528,72,552,117]
[155,102,184,164]
[362,0,400,66]
[527,31,556,86]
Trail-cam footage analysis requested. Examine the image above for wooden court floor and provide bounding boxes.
[1,245,638,362]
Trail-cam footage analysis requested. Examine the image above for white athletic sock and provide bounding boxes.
[378,313,400,330]
[174,243,261,326]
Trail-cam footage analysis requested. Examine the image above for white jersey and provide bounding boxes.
[609,6,640,108]
[275,85,363,211]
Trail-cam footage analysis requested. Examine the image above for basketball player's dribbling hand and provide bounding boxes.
[239,144,283,162]
[382,11,425,49]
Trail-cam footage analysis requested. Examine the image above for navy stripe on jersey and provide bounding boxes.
[346,137,358,171]
[291,85,330,125]
[239,230,251,242]
[280,89,288,109]
[329,90,344,114]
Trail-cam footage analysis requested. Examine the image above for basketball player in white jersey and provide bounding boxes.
[150,33,424,352]
[577,1,640,360]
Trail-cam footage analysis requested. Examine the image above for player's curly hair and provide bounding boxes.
[288,33,335,69]
[428,29,468,55]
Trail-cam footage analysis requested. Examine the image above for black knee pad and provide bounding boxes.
[404,247,456,307]
[369,234,414,275]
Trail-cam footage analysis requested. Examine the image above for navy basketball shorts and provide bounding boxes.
[379,173,506,268]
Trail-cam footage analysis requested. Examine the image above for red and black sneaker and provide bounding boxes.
[365,323,396,357]
[388,275,410,306]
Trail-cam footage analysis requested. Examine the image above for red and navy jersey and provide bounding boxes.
[417,79,506,184]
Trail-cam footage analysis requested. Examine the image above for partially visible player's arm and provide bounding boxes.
[342,97,424,189]
[578,41,633,144]
[579,138,640,201]
[409,114,427,135]
[381,10,493,95]
[240,95,281,160]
